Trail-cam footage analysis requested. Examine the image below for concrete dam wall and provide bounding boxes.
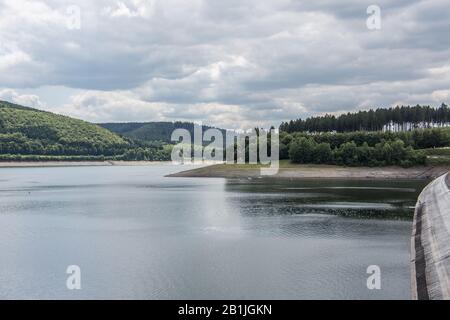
[411,172,450,300]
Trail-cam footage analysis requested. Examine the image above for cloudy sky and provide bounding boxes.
[0,0,449,129]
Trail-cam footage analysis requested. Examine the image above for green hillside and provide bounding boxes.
[0,101,170,161]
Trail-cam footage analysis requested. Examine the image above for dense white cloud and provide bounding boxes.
[57,90,255,129]
[101,0,156,18]
[0,0,450,129]
[0,89,45,108]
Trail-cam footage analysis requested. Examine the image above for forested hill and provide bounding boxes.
[100,122,225,143]
[280,104,450,133]
[0,100,130,156]
[0,100,172,160]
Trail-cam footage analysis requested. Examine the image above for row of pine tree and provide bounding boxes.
[280,104,450,133]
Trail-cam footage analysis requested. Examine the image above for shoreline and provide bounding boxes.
[0,161,171,168]
[167,164,450,180]
[1,161,448,180]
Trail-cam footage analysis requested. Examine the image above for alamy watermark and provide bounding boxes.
[170,124,279,176]
[366,5,381,30]
[366,265,381,290]
[66,5,81,30]
[66,265,81,290]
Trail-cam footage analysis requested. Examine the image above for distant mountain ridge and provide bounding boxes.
[100,121,226,144]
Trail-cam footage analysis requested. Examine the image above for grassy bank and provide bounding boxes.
[422,148,450,166]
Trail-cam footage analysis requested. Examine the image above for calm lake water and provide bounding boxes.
[0,165,427,299]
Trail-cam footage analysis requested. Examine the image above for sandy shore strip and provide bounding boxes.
[0,161,171,168]
[167,164,450,180]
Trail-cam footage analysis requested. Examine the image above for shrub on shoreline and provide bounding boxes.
[289,137,427,167]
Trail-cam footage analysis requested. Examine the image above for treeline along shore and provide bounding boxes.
[1,99,450,174]
[0,160,174,168]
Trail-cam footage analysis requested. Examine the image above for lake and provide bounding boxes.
[0,165,427,299]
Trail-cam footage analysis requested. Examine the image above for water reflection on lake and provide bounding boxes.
[0,166,426,299]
